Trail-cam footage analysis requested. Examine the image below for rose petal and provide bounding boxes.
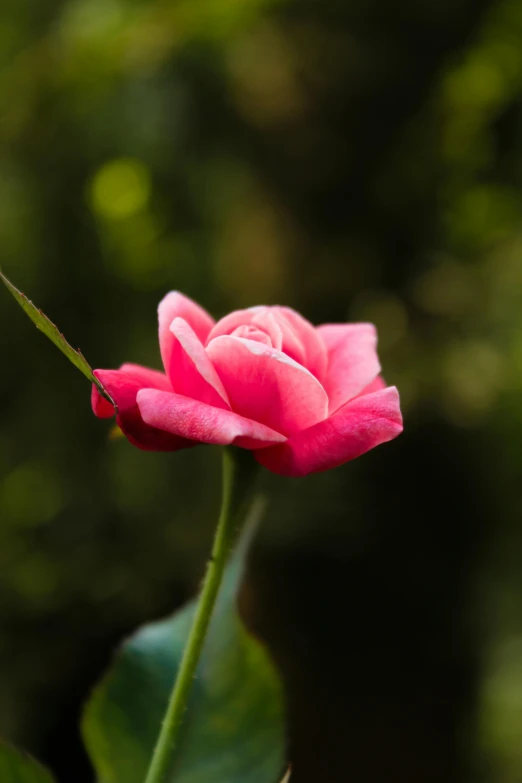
[206,309,259,343]
[207,306,327,378]
[137,389,286,449]
[249,310,283,351]
[158,291,215,375]
[316,323,381,414]
[263,309,307,367]
[273,306,327,380]
[91,385,115,418]
[93,367,186,451]
[358,375,386,396]
[168,318,230,409]
[119,363,173,391]
[206,335,329,437]
[92,363,172,418]
[207,306,305,360]
[254,386,403,476]
[231,325,273,347]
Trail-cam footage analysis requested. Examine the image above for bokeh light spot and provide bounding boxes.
[89,158,151,220]
[350,291,408,350]
[413,260,477,316]
[442,339,505,424]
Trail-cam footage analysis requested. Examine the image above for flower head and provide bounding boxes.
[92,293,402,476]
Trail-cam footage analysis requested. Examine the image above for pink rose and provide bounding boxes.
[92,293,402,476]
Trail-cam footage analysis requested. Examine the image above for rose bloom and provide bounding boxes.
[92,293,402,476]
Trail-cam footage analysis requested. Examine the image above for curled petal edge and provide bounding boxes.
[254,386,403,477]
[137,389,287,450]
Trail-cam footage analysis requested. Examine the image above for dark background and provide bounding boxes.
[1,0,522,780]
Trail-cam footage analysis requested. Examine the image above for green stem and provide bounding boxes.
[143,447,258,783]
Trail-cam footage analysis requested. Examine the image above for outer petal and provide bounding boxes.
[206,336,329,437]
[358,375,386,396]
[92,366,187,451]
[119,363,173,390]
[168,318,230,409]
[137,389,286,449]
[91,384,115,418]
[91,363,172,418]
[317,323,381,414]
[254,386,403,477]
[158,292,215,375]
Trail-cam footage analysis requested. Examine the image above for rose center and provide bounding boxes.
[230,324,273,347]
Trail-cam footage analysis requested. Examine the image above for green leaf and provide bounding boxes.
[0,743,56,783]
[82,503,286,783]
[0,271,114,406]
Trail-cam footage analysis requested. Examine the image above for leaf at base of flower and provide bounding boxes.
[0,270,114,407]
[82,500,286,783]
[0,742,56,782]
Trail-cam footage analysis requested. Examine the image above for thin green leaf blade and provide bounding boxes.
[0,271,114,405]
[82,504,286,783]
[0,743,56,783]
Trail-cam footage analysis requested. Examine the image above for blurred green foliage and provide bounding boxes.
[1,0,522,780]
[0,743,55,783]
